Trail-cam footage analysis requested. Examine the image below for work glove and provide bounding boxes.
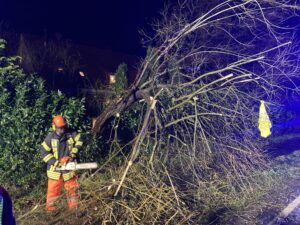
[59,156,72,166]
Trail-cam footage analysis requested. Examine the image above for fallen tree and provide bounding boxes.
[92,0,300,197]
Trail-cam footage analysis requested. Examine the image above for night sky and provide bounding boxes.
[0,0,165,56]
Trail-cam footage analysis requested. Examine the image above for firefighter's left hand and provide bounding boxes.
[60,156,71,166]
[69,157,77,163]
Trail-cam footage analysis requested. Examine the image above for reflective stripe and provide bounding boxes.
[43,154,54,163]
[75,134,81,142]
[51,139,58,159]
[46,196,60,206]
[71,148,78,154]
[63,171,75,181]
[47,196,60,201]
[51,139,58,147]
[49,160,59,172]
[46,202,55,206]
[42,141,51,151]
[68,138,74,145]
[47,170,61,180]
[75,141,83,146]
[67,196,78,203]
[47,196,60,206]
[68,137,74,151]
[54,160,59,168]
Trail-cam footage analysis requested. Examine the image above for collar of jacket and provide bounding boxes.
[52,131,71,141]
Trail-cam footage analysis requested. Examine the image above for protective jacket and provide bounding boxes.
[40,130,83,181]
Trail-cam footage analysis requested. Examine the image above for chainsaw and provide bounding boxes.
[56,162,98,171]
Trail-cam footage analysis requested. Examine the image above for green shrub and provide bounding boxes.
[111,63,128,97]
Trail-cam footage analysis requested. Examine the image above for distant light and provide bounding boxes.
[57,67,64,73]
[79,71,86,77]
[109,74,116,84]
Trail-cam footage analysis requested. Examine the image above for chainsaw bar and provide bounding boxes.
[56,162,98,171]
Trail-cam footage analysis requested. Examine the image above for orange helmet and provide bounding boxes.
[52,115,66,127]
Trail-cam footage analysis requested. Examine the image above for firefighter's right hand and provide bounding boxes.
[60,156,71,166]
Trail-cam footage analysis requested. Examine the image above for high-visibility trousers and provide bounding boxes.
[46,176,78,212]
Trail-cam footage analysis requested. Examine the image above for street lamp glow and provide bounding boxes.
[79,71,86,77]
[57,67,64,73]
[109,74,116,84]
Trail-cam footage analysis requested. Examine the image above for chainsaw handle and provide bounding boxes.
[56,162,77,171]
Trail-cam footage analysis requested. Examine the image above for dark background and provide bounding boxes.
[0,0,165,56]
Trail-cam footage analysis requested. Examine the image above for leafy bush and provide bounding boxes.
[111,63,128,98]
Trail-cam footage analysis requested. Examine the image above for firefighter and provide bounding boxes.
[39,115,83,212]
[0,186,16,225]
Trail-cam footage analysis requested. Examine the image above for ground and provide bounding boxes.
[14,134,300,225]
[230,134,300,225]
